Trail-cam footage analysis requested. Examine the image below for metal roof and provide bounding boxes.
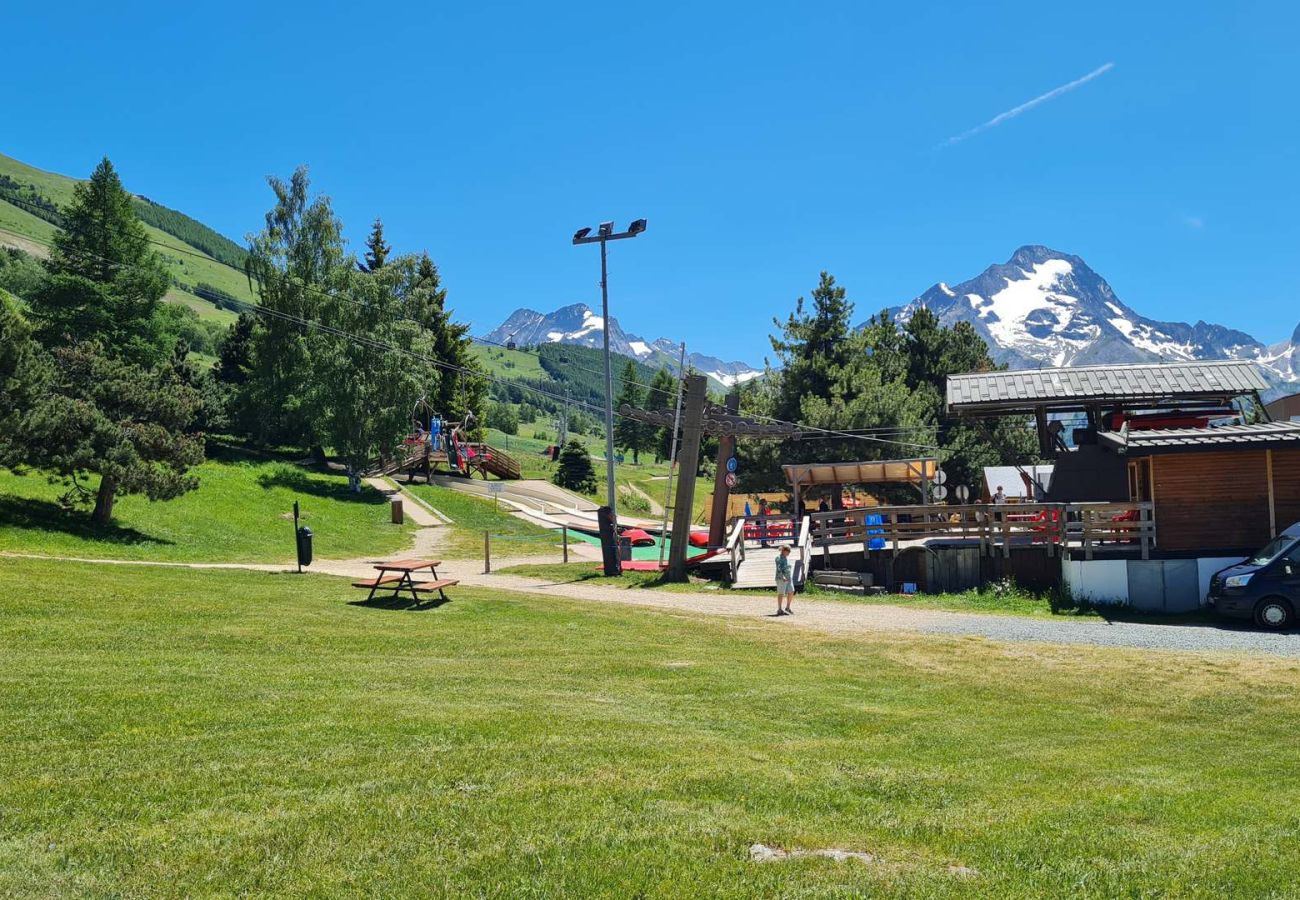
[783,457,938,488]
[946,360,1268,414]
[1098,421,1300,455]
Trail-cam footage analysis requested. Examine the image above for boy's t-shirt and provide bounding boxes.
[775,555,791,578]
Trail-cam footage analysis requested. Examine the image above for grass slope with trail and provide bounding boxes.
[0,448,412,563]
[2,559,1298,897]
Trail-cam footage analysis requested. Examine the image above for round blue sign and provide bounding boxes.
[726,456,738,473]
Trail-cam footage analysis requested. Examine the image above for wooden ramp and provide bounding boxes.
[472,443,521,480]
[732,546,782,590]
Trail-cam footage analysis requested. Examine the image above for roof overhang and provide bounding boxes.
[946,360,1269,417]
[783,457,939,488]
[1099,421,1300,456]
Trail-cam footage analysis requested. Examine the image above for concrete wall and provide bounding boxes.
[1064,555,1248,611]
[1063,559,1130,606]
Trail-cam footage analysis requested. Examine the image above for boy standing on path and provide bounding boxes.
[774,546,793,615]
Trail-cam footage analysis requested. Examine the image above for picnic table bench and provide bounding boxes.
[352,558,458,604]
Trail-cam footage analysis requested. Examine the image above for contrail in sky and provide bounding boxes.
[941,62,1115,147]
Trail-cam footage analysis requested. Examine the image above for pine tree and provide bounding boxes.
[32,157,171,367]
[359,218,392,272]
[554,438,597,493]
[16,341,204,524]
[645,367,678,461]
[613,359,650,463]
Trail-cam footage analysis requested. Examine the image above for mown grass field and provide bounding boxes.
[0,451,412,563]
[2,558,1299,897]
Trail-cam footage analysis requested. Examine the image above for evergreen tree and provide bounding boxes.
[645,366,678,461]
[359,217,392,272]
[613,359,652,463]
[31,157,172,367]
[554,438,597,493]
[408,253,486,428]
[15,341,204,524]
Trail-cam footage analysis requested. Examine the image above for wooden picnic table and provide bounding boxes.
[352,558,457,604]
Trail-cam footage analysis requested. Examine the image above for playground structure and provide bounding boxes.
[363,412,522,482]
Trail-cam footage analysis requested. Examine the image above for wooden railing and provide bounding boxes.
[726,517,747,584]
[793,515,812,587]
[806,502,1155,559]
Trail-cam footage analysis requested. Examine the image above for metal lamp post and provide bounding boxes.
[572,218,647,575]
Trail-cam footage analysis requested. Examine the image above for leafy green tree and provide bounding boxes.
[488,401,520,435]
[358,218,391,272]
[242,167,346,449]
[554,438,597,493]
[30,157,172,367]
[306,263,429,490]
[15,341,204,524]
[0,247,47,301]
[0,290,49,447]
[613,359,653,463]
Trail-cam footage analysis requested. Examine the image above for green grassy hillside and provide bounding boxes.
[0,152,251,325]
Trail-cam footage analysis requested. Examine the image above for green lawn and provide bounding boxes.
[0,452,413,563]
[2,559,1299,897]
[403,481,561,559]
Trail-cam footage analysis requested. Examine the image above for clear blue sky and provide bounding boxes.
[4,1,1297,361]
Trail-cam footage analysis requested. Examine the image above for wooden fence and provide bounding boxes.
[792,501,1155,560]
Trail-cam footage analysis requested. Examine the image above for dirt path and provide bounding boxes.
[6,534,1298,656]
[623,481,665,517]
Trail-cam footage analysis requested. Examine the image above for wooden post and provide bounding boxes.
[667,376,708,582]
[1035,406,1052,457]
[1140,505,1150,560]
[707,392,740,547]
[1267,449,1277,537]
[562,525,569,563]
[484,531,491,574]
[1001,509,1011,558]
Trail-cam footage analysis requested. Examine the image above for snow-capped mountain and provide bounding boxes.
[893,245,1300,392]
[484,303,763,387]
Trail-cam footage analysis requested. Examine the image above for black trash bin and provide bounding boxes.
[296,526,313,568]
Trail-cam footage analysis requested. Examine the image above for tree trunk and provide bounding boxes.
[91,476,117,526]
[309,445,328,467]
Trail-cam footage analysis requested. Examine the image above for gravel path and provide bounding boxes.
[7,526,1298,657]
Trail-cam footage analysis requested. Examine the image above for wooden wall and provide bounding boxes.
[1272,448,1300,532]
[1153,450,1271,551]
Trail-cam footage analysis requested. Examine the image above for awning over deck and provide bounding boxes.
[783,458,938,490]
[946,360,1268,416]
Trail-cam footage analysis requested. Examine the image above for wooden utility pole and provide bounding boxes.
[667,376,709,581]
[619,379,800,583]
[708,392,741,547]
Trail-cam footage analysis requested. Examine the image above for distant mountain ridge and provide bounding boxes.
[484,303,763,388]
[891,245,1299,394]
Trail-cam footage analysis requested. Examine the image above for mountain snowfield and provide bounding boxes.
[483,303,764,387]
[485,245,1299,399]
[894,245,1300,394]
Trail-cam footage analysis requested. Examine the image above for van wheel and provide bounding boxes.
[1254,597,1295,630]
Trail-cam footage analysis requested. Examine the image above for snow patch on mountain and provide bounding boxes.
[483,303,762,388]
[891,245,1300,394]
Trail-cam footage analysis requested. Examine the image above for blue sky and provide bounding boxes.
[4,1,1297,361]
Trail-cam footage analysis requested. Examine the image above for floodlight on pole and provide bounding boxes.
[571,217,649,576]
